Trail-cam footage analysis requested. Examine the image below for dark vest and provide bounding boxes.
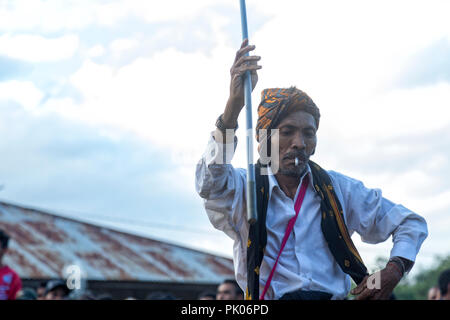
[245,160,368,300]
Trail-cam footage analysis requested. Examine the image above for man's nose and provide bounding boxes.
[291,132,306,149]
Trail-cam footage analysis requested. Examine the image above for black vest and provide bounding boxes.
[245,160,368,300]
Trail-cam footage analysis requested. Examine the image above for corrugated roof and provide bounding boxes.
[0,200,234,283]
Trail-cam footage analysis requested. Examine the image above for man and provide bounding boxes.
[438,269,450,300]
[427,286,441,300]
[216,279,244,300]
[0,229,22,300]
[16,287,38,300]
[44,280,71,300]
[195,40,428,300]
[198,291,216,300]
[36,281,47,300]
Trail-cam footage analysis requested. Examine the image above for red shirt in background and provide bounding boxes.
[0,265,22,300]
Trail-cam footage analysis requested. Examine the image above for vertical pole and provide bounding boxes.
[239,0,257,225]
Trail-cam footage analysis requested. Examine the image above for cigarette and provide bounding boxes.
[295,157,299,166]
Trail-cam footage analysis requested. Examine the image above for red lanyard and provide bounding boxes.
[259,175,309,300]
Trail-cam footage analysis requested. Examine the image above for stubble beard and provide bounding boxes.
[278,163,307,178]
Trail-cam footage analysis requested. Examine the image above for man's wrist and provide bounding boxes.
[386,261,404,280]
[387,256,408,279]
[216,114,239,132]
[224,97,243,125]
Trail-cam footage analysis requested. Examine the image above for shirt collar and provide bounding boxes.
[266,163,315,200]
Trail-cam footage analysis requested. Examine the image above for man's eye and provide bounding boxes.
[304,130,315,138]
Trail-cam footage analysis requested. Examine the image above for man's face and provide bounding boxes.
[216,283,239,300]
[270,110,317,177]
[0,247,6,265]
[36,287,46,300]
[427,287,441,300]
[45,288,67,300]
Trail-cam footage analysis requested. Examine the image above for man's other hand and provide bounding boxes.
[350,263,403,300]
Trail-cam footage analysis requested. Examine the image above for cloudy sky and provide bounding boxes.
[1,0,449,276]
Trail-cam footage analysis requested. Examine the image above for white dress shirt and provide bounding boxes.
[195,133,428,300]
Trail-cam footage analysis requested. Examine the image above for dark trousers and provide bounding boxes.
[279,289,332,300]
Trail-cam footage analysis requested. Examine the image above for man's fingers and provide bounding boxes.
[234,55,261,68]
[355,288,375,300]
[350,276,368,295]
[231,63,262,76]
[234,44,256,62]
[350,285,364,295]
[231,56,260,74]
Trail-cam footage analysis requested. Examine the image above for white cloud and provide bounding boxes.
[348,83,450,138]
[0,0,93,32]
[109,38,140,60]
[0,33,79,62]
[43,44,234,153]
[0,80,43,110]
[0,0,233,32]
[86,45,105,58]
[110,38,139,53]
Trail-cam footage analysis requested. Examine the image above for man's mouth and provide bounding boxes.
[283,154,306,163]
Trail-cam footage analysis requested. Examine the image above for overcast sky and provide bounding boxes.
[1,0,449,276]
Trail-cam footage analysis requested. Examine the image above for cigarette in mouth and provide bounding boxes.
[295,157,299,166]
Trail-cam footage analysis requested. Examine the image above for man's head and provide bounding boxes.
[216,279,244,300]
[198,291,216,300]
[36,281,47,300]
[16,288,38,300]
[427,286,441,300]
[0,229,10,265]
[256,87,319,176]
[438,269,450,300]
[44,280,70,300]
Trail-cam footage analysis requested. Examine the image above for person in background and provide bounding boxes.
[16,287,37,300]
[96,293,113,300]
[0,229,22,300]
[427,286,441,300]
[36,281,47,300]
[145,291,177,300]
[438,269,450,300]
[198,290,216,300]
[216,279,244,300]
[44,280,71,300]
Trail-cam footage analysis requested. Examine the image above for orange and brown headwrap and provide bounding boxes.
[255,87,320,141]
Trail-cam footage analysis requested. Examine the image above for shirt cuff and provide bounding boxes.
[390,240,418,263]
[204,131,237,166]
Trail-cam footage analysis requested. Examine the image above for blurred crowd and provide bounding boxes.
[6,278,244,301]
[1,228,449,300]
[10,278,244,301]
[0,228,244,301]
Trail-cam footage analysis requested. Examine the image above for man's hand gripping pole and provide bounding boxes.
[239,0,257,225]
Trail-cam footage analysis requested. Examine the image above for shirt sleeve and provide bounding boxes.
[9,273,22,300]
[195,132,249,242]
[328,170,428,264]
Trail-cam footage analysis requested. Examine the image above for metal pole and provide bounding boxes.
[239,0,257,225]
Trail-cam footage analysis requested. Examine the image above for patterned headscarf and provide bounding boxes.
[255,87,320,141]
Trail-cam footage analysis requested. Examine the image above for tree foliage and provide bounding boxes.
[393,254,450,300]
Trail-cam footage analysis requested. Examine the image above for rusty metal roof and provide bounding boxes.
[0,200,234,283]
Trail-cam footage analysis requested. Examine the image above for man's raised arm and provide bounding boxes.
[195,39,261,238]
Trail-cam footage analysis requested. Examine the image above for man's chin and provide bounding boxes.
[278,164,306,178]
